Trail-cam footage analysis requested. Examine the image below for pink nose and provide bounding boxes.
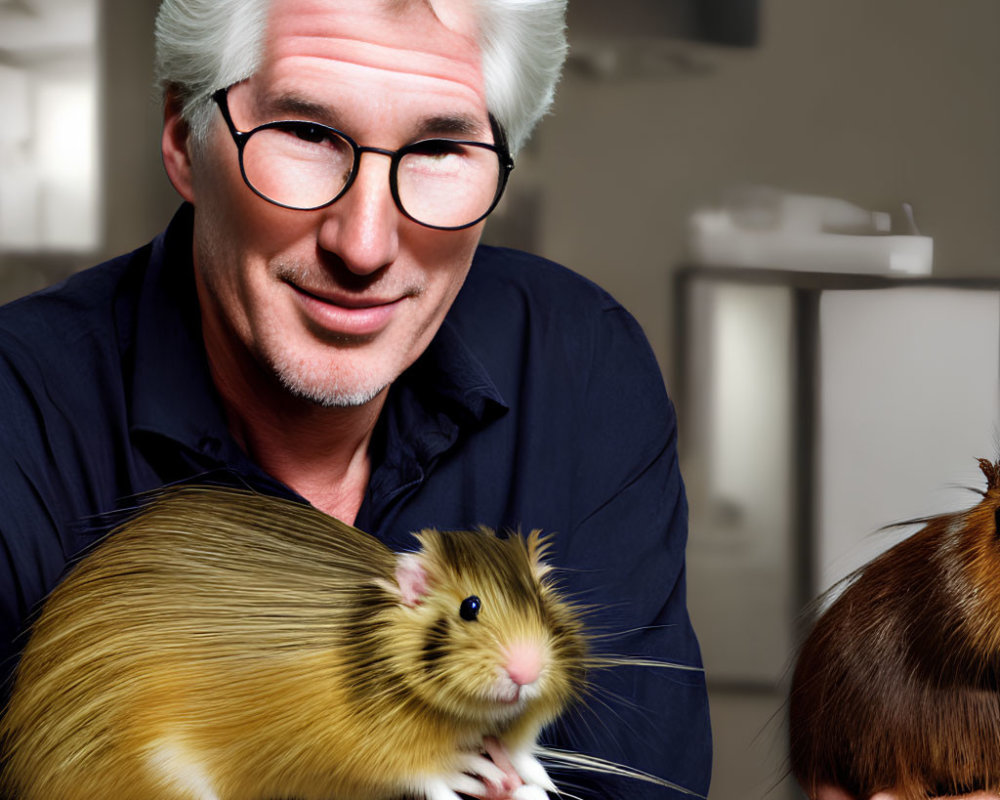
[505,641,544,686]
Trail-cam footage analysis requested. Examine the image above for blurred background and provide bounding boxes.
[2,1,1000,798]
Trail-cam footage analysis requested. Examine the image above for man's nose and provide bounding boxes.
[316,151,400,275]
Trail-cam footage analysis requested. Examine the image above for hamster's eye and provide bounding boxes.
[459,595,481,622]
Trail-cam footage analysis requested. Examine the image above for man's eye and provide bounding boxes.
[290,124,328,144]
[410,140,466,158]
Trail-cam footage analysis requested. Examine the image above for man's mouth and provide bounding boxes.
[285,279,406,339]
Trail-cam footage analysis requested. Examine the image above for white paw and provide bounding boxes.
[420,774,488,800]
[508,751,556,793]
[456,752,508,790]
[513,784,550,800]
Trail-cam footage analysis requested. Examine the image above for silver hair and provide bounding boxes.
[153,0,567,155]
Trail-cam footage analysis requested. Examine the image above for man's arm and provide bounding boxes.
[0,452,73,704]
[545,304,711,800]
[0,337,116,700]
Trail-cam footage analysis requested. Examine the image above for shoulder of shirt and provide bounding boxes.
[0,247,144,340]
[450,244,663,392]
[0,246,148,392]
[459,244,629,319]
[452,244,675,456]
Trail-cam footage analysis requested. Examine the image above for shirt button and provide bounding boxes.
[198,436,221,456]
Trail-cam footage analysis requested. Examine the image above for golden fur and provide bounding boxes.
[0,486,587,800]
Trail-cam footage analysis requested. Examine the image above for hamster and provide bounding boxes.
[0,485,589,800]
[789,457,1000,800]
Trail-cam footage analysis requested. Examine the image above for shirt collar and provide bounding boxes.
[128,203,508,473]
[362,317,508,521]
[406,317,508,424]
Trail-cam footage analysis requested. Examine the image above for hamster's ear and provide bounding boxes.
[979,457,1000,492]
[395,553,431,607]
[525,529,554,581]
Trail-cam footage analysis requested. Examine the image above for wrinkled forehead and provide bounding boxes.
[258,0,486,106]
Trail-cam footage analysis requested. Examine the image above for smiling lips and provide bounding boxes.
[287,279,407,338]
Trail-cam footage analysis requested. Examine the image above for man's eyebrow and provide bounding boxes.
[414,114,487,140]
[263,95,489,142]
[265,94,344,127]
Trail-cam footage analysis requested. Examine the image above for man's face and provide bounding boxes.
[184,0,490,407]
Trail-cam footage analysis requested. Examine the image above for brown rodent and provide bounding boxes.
[0,486,589,800]
[789,457,1000,800]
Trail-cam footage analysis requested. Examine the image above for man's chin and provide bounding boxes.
[280,376,388,409]
[264,353,388,409]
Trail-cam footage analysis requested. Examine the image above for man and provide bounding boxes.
[0,0,711,797]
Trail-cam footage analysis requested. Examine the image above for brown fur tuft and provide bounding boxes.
[789,458,1000,800]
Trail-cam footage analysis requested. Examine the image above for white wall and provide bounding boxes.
[522,0,1000,388]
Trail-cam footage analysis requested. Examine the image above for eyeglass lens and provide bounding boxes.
[240,121,503,229]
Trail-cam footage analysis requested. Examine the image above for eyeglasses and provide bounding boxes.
[212,87,514,231]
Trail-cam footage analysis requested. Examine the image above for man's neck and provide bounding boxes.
[204,335,385,526]
[230,387,383,524]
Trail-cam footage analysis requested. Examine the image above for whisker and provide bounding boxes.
[536,746,705,798]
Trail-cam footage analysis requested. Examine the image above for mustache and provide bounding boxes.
[272,260,423,298]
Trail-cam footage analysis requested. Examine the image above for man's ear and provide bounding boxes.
[161,88,196,203]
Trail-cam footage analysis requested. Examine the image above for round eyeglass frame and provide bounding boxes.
[212,86,515,231]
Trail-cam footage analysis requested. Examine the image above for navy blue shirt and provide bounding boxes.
[0,205,710,798]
